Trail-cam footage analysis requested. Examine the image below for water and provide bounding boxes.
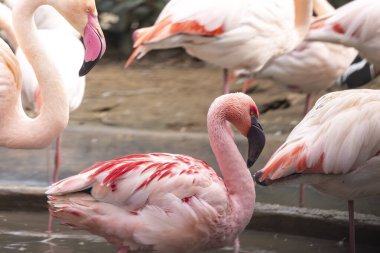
[1,211,379,253]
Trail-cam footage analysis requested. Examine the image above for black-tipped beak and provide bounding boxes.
[79,57,100,76]
[254,171,270,186]
[247,115,265,167]
[79,14,106,76]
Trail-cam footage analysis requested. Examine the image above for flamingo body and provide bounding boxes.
[307,0,380,74]
[48,153,233,252]
[47,93,266,253]
[255,89,380,200]
[127,0,312,72]
[240,41,357,94]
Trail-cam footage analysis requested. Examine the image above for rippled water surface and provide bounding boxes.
[1,211,379,253]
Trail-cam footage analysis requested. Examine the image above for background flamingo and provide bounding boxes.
[254,89,380,253]
[232,0,357,207]
[1,0,101,183]
[125,0,313,94]
[307,0,380,78]
[46,93,266,253]
[0,0,104,147]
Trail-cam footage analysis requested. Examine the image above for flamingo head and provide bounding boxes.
[222,93,266,167]
[51,0,106,76]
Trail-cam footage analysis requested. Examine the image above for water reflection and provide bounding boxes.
[1,211,379,253]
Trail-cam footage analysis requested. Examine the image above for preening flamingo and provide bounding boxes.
[254,89,380,253]
[0,1,88,183]
[307,0,380,78]
[46,93,266,253]
[0,0,105,149]
[126,0,313,94]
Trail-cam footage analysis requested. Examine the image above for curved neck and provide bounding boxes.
[207,105,255,229]
[313,0,335,16]
[3,0,69,148]
[294,0,313,39]
[0,3,18,49]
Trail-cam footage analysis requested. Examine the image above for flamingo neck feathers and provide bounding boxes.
[207,97,255,229]
[2,0,69,148]
[294,0,313,40]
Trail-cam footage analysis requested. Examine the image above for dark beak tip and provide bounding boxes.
[253,171,270,186]
[247,159,254,168]
[79,60,97,77]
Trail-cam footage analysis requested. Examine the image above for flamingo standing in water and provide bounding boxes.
[254,89,380,253]
[307,0,380,78]
[0,0,105,149]
[233,0,357,207]
[46,93,266,253]
[126,0,313,94]
[0,1,87,183]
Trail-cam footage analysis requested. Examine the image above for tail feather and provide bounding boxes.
[46,173,94,195]
[125,15,224,68]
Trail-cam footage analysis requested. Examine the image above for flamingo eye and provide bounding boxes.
[86,6,90,13]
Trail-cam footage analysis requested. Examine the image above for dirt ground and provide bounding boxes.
[70,50,380,135]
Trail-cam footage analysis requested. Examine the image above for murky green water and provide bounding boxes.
[0,211,379,253]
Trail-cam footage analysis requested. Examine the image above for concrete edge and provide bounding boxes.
[1,186,379,246]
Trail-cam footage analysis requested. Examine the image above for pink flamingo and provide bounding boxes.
[307,0,380,78]
[254,89,380,253]
[234,0,357,207]
[46,93,266,253]
[0,1,87,183]
[0,0,105,148]
[125,0,313,94]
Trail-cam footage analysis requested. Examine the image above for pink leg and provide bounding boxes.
[242,79,255,93]
[53,134,62,183]
[47,134,62,236]
[117,246,129,253]
[303,94,313,115]
[348,200,356,253]
[299,94,313,207]
[223,69,230,94]
[233,237,240,253]
[47,209,54,236]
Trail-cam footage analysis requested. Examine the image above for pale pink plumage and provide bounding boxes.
[127,0,312,71]
[126,0,313,93]
[254,89,380,252]
[256,89,380,199]
[46,93,264,253]
[307,0,380,76]
[234,0,357,96]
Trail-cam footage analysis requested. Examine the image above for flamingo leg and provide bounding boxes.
[47,209,54,236]
[233,237,240,253]
[348,200,356,253]
[53,134,62,183]
[299,93,313,207]
[47,134,62,236]
[223,68,230,94]
[242,79,255,93]
[117,246,129,253]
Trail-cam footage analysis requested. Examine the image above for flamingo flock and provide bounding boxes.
[0,0,378,253]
